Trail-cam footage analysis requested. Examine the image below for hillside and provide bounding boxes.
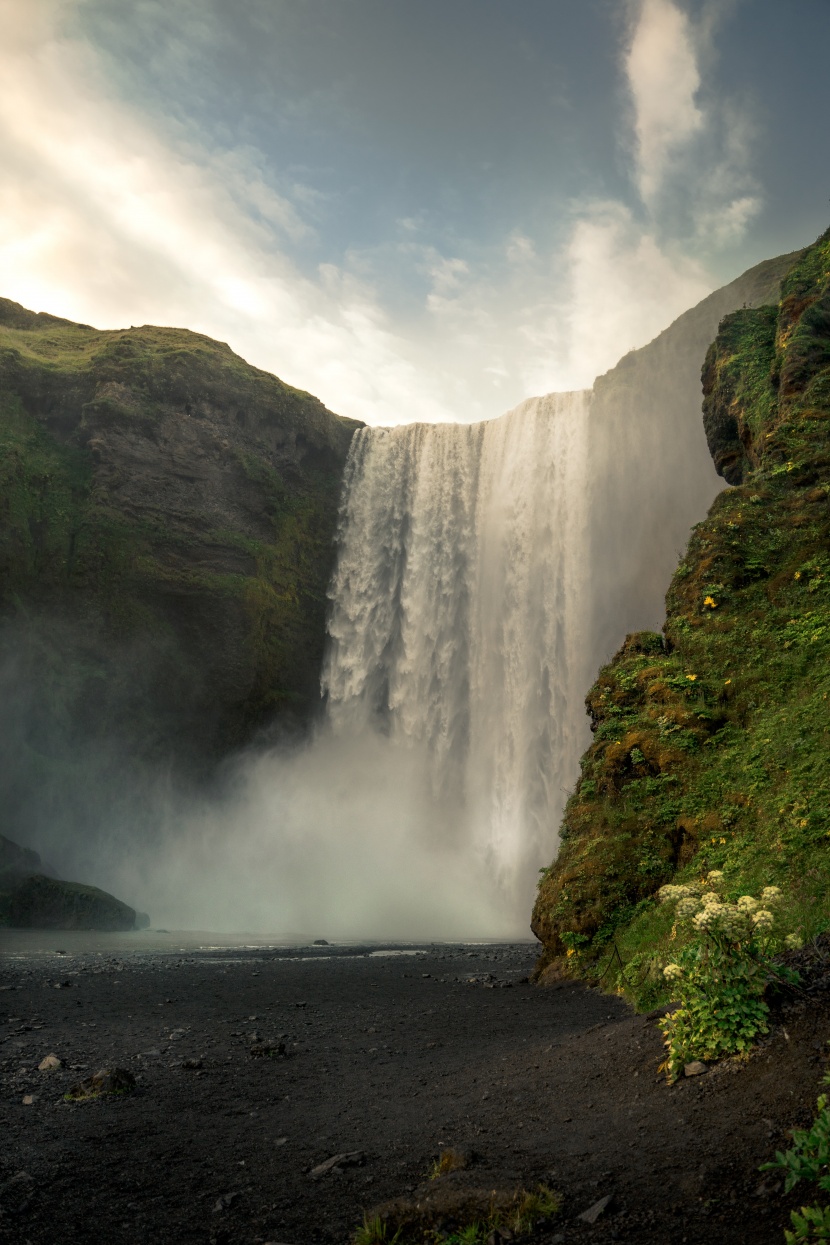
[533,228,830,1002]
[0,303,360,841]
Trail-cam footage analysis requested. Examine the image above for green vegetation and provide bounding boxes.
[762,1069,830,1241]
[0,297,358,776]
[354,1217,402,1245]
[532,226,830,1008]
[655,873,799,1081]
[353,1185,560,1245]
[429,1149,469,1179]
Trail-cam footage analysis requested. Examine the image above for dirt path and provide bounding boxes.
[1,937,827,1244]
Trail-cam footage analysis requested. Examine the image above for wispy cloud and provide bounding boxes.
[623,0,761,242]
[625,0,704,206]
[0,0,454,425]
[0,0,769,426]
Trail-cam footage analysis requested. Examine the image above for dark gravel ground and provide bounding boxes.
[1,933,829,1245]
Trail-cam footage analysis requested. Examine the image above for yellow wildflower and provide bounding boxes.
[703,595,717,609]
[794,571,802,580]
[686,673,697,681]
[724,678,732,685]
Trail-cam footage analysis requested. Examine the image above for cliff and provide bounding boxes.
[532,229,830,1002]
[585,249,802,673]
[0,302,360,821]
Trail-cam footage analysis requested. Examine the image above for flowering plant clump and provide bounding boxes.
[656,872,799,1082]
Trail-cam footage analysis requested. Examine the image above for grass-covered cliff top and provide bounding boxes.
[532,228,830,1007]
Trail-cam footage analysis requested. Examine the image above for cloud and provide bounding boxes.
[0,0,768,430]
[623,0,761,247]
[0,0,455,425]
[625,0,704,205]
[514,201,711,396]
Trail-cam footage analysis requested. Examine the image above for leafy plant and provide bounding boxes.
[785,1204,830,1242]
[440,1227,487,1245]
[761,1070,830,1241]
[656,872,799,1081]
[353,1215,402,1245]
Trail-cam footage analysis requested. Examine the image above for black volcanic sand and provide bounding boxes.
[1,935,829,1245]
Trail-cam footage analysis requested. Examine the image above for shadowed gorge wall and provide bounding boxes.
[532,229,830,994]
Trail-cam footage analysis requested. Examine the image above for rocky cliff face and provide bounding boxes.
[0,302,360,823]
[532,230,830,999]
[585,250,802,670]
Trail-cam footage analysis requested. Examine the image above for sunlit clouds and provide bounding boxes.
[0,0,795,424]
[625,0,704,205]
[622,0,761,244]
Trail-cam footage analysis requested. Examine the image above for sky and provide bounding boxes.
[1,0,828,425]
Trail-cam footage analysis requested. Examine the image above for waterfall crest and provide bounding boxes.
[323,391,593,906]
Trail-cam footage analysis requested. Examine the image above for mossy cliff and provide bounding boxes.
[0,300,360,777]
[532,228,830,1002]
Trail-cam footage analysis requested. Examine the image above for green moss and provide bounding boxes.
[533,227,830,1004]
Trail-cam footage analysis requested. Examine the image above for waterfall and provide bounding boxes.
[323,391,593,909]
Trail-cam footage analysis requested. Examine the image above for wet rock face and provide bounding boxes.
[0,301,362,770]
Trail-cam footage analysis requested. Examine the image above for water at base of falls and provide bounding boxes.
[323,390,594,915]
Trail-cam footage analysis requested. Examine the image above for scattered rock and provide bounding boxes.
[65,1067,136,1101]
[313,939,329,946]
[180,1058,203,1070]
[38,1054,64,1071]
[578,1193,614,1224]
[0,1170,34,1215]
[684,1060,708,1077]
[309,1151,364,1179]
[21,1094,35,1105]
[212,1192,240,1212]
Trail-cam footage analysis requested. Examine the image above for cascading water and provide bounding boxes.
[9,258,794,935]
[323,391,594,912]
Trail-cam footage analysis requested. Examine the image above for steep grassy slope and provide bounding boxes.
[0,300,360,783]
[532,230,830,1005]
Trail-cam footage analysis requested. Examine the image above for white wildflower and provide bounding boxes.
[693,905,720,930]
[707,870,725,886]
[701,891,721,907]
[676,897,701,919]
[658,882,700,904]
[761,886,783,903]
[663,963,683,981]
[737,895,758,912]
[752,909,774,930]
[657,884,683,904]
[785,933,803,950]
